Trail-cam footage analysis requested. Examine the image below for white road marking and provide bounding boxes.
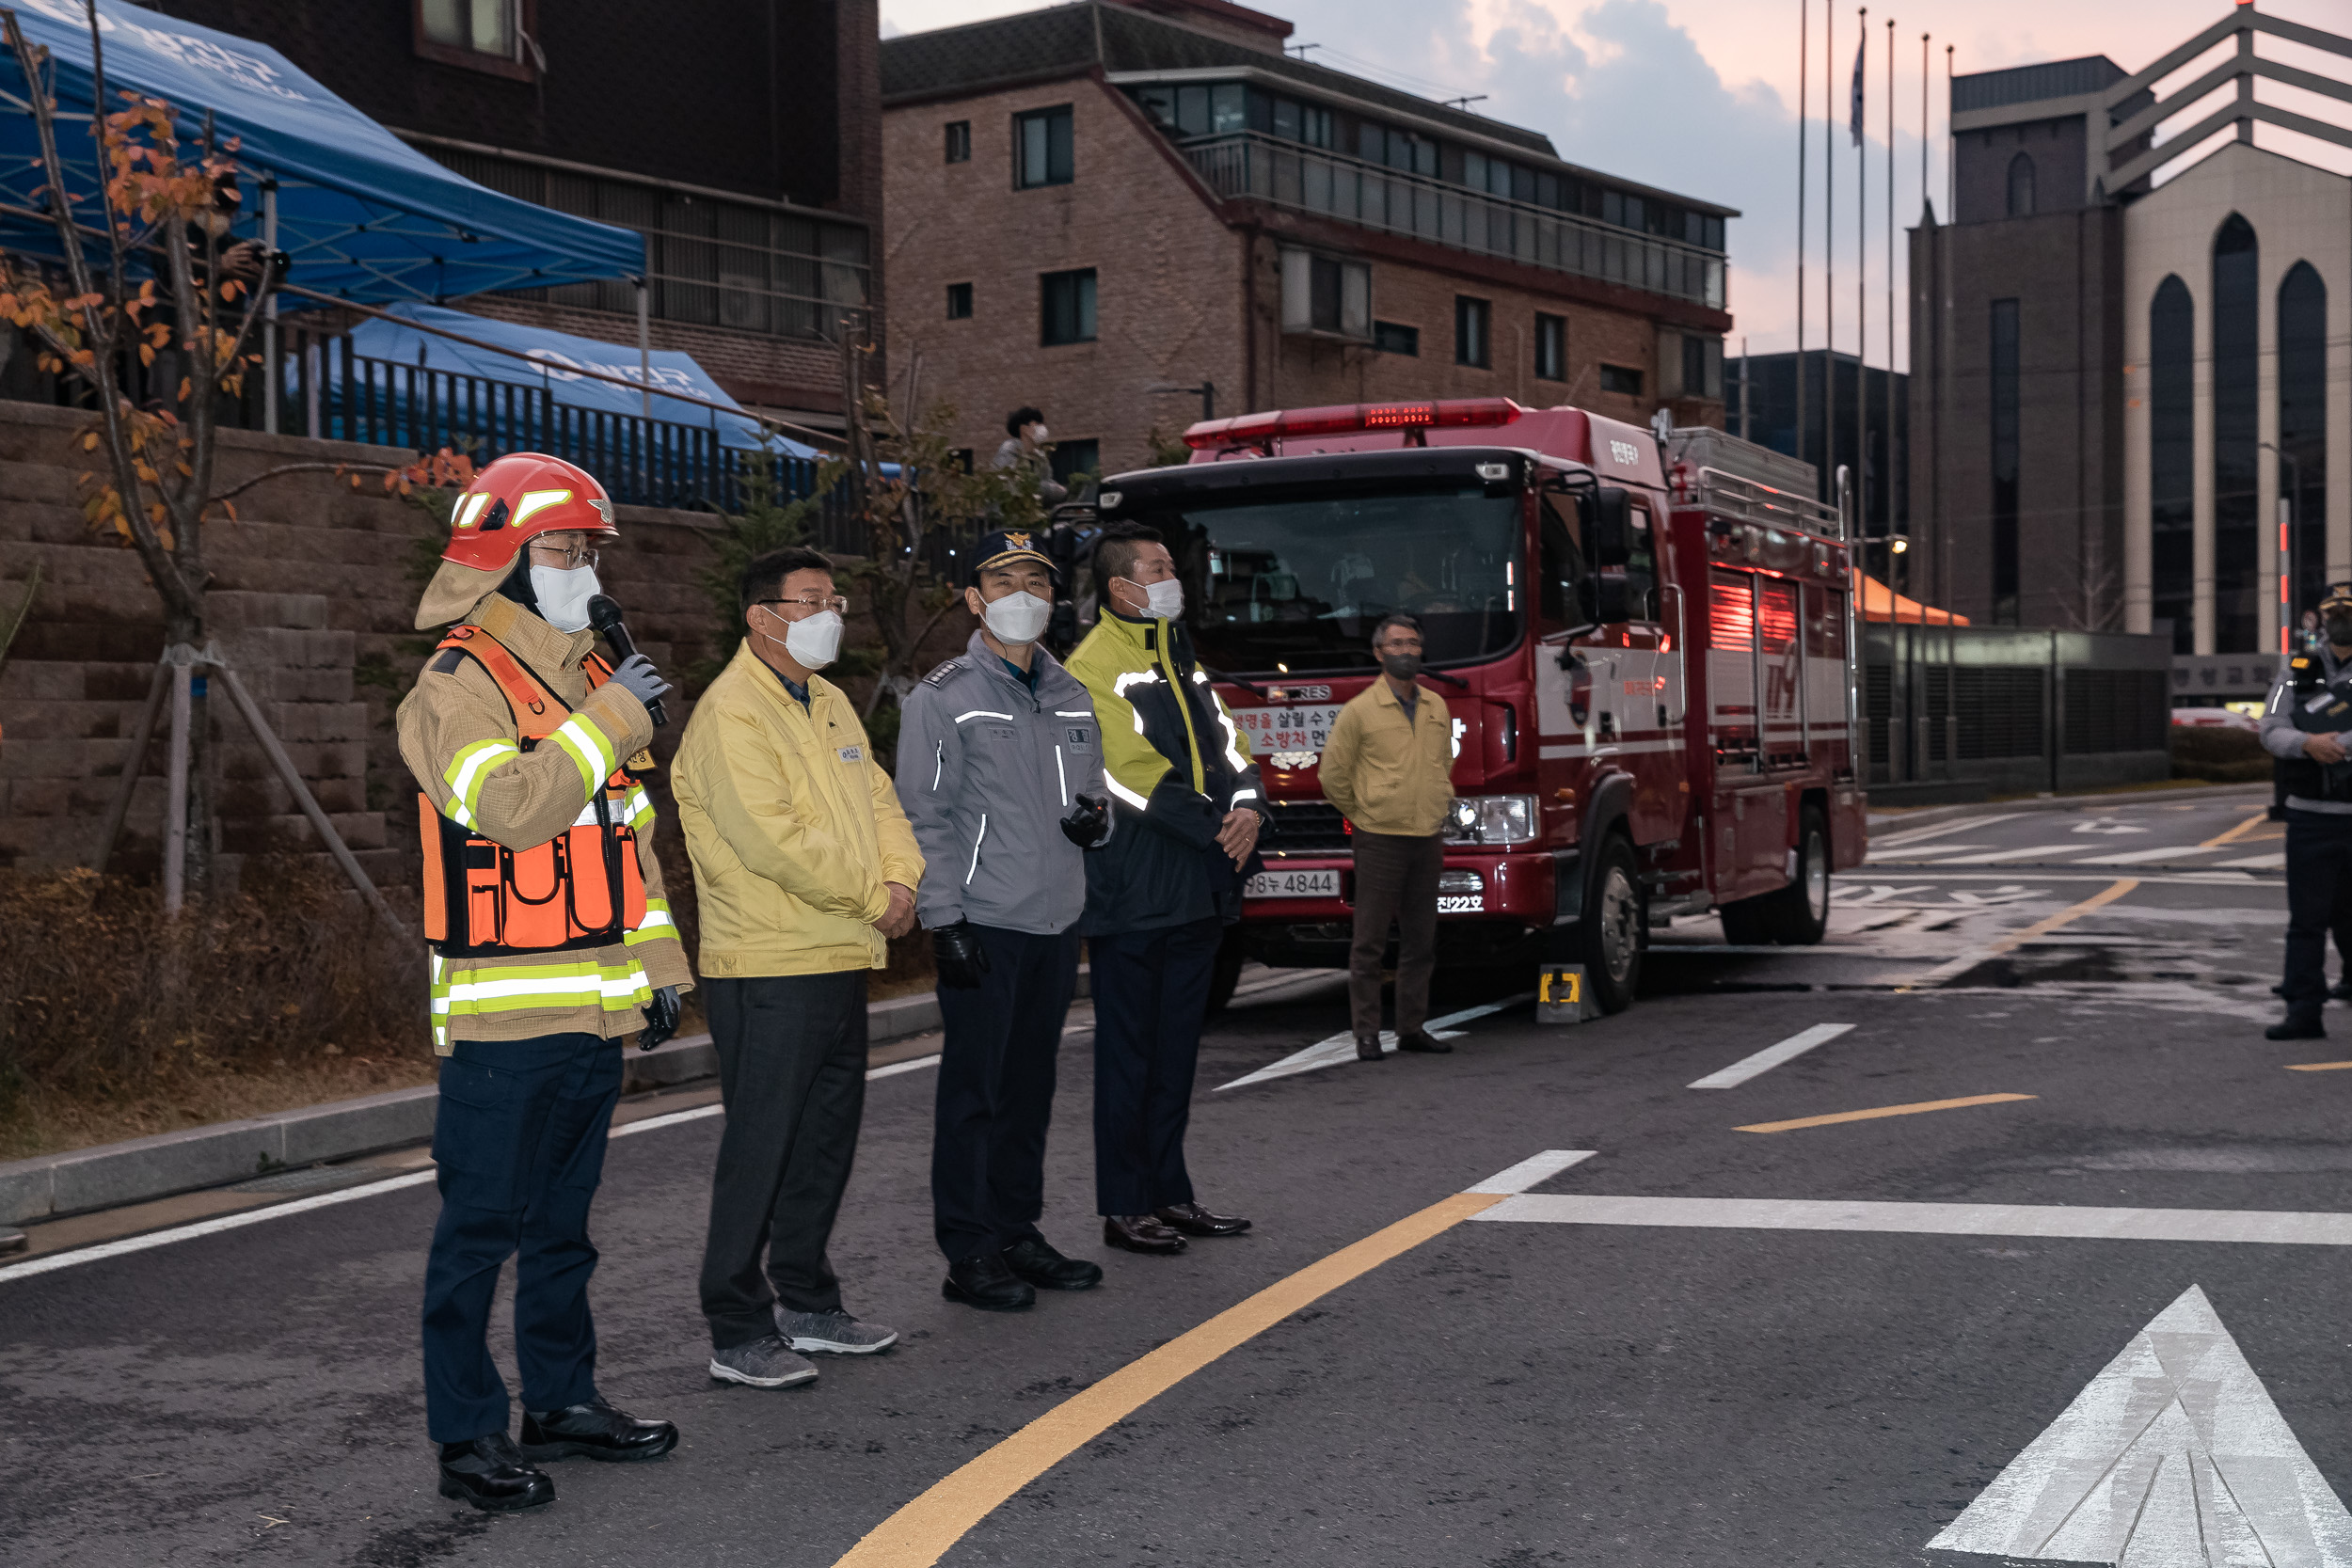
[1928,1285,2352,1566]
[1470,1194,2352,1244]
[1867,814,2026,849]
[1867,844,1991,862]
[1686,1023,1855,1088]
[2069,817,2150,835]
[1466,1149,1596,1195]
[2069,845,2223,865]
[866,1054,943,1081]
[1910,846,2099,864]
[2217,851,2287,869]
[1215,995,1532,1091]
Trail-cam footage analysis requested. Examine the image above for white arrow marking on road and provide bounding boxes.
[1687,1023,1854,1088]
[1214,995,1530,1090]
[2070,817,2152,835]
[2071,845,2225,865]
[1929,1284,2352,1566]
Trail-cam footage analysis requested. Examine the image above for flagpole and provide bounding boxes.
[1856,7,1867,538]
[1887,15,1896,600]
[1823,0,1836,504]
[1796,0,1808,474]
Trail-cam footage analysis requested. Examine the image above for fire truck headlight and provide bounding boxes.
[1441,795,1537,846]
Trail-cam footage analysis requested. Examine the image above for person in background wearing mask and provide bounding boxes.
[673,546,924,1388]
[895,530,1115,1310]
[1316,614,1459,1063]
[2260,581,2352,1040]
[1065,523,1268,1255]
[397,452,690,1512]
[993,405,1067,515]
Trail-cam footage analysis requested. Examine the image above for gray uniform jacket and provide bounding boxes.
[2262,642,2352,814]
[896,630,1109,935]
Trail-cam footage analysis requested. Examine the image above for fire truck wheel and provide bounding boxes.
[1720,805,1831,947]
[1578,834,1645,1014]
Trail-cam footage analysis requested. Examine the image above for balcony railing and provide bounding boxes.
[1180,132,1726,310]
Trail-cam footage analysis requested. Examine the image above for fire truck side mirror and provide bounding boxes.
[1580,486,1633,567]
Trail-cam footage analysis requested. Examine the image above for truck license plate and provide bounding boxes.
[1247,868,1340,899]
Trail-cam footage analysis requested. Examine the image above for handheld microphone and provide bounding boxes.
[586,594,667,727]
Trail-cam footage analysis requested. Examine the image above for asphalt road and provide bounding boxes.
[8,783,2348,1568]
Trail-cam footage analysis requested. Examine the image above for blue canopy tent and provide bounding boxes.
[0,0,642,301]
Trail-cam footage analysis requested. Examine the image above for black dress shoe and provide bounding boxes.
[1355,1036,1385,1062]
[1152,1201,1252,1238]
[1104,1213,1188,1255]
[1395,1031,1453,1054]
[520,1398,677,1463]
[437,1432,554,1512]
[2267,1014,2327,1041]
[1003,1235,1103,1291]
[2331,979,2352,1002]
[945,1250,1037,1310]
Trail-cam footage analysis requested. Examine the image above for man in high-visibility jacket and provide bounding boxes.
[1065,523,1268,1255]
[397,452,691,1513]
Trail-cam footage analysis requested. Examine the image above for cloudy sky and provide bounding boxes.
[881,0,2352,372]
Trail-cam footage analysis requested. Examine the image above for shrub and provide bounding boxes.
[2170,723,2271,783]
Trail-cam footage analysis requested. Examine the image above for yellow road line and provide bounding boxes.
[1985,878,2139,957]
[1735,1093,2036,1134]
[832,1191,1502,1567]
[2201,810,2271,850]
[2285,1061,2352,1072]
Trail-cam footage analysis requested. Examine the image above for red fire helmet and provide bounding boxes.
[440,452,618,571]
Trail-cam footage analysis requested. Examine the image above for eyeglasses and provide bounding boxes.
[528,540,599,570]
[758,594,850,618]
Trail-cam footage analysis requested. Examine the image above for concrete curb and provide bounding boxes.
[0,974,1011,1229]
[1866,782,2270,836]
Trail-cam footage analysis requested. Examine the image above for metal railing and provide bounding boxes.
[1180,132,1727,309]
[1693,468,1845,540]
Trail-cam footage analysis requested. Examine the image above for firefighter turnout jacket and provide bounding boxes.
[397,592,691,1052]
[1065,606,1268,936]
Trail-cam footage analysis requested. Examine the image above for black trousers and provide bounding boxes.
[1348,831,1444,1041]
[698,972,868,1350]
[932,925,1082,1262]
[2284,809,2352,1014]
[1090,916,1222,1216]
[421,1032,620,1443]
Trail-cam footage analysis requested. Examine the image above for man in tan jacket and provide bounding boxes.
[674,546,924,1391]
[1317,613,1458,1062]
[397,453,691,1512]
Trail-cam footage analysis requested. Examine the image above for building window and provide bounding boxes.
[1279,249,1370,340]
[1991,298,2020,625]
[2280,260,2328,630]
[416,0,530,75]
[946,281,973,320]
[1041,268,1097,345]
[2006,152,2036,218]
[2213,213,2260,652]
[1050,439,1101,490]
[1016,106,1074,189]
[1598,363,1643,397]
[1269,96,1333,149]
[2149,275,2195,654]
[1534,314,1565,381]
[945,121,971,164]
[1374,321,1420,356]
[1454,295,1491,369]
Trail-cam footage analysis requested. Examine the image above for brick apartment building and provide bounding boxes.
[880,0,1735,483]
[144,0,882,423]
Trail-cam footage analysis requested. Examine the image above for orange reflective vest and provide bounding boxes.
[418,625,649,957]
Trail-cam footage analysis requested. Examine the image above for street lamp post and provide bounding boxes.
[1859,532,1914,782]
[1149,381,1216,425]
[2262,440,2301,657]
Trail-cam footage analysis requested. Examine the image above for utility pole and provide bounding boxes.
[1796,0,1808,475]
[1823,0,1836,505]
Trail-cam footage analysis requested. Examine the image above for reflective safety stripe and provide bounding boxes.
[442,738,520,826]
[1053,709,1092,718]
[966,813,989,884]
[931,739,944,792]
[1055,745,1068,805]
[550,715,616,800]
[428,954,653,1046]
[1103,771,1149,810]
[626,897,675,947]
[954,709,1016,723]
[621,785,655,830]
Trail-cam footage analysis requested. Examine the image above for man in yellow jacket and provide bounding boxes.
[1318,613,1459,1062]
[674,546,923,1390]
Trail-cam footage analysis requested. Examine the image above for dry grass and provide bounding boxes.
[0,862,434,1161]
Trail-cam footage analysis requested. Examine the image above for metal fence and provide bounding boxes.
[1181,132,1727,309]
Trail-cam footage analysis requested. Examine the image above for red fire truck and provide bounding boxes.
[1090,396,1868,1015]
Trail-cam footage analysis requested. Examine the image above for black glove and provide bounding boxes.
[931,921,991,990]
[1060,791,1109,848]
[637,985,680,1052]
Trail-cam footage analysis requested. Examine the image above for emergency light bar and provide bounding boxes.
[1184,398,1525,450]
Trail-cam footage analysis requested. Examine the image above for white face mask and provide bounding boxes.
[530,563,601,633]
[981,589,1053,645]
[769,607,843,672]
[1121,577,1184,620]
[1028,423,1049,444]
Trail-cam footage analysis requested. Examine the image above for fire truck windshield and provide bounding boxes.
[1142,482,1523,676]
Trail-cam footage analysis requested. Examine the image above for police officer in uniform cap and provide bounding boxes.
[2259,581,2352,1039]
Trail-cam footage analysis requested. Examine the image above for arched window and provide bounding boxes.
[2280,261,2328,628]
[2212,214,2260,652]
[2006,151,2036,217]
[2150,276,2194,652]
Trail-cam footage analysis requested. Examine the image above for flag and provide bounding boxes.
[1850,36,1866,146]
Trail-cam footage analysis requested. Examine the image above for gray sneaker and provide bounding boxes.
[776,1307,899,1355]
[707,1334,818,1389]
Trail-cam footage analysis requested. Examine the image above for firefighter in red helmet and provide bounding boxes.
[395,453,691,1511]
